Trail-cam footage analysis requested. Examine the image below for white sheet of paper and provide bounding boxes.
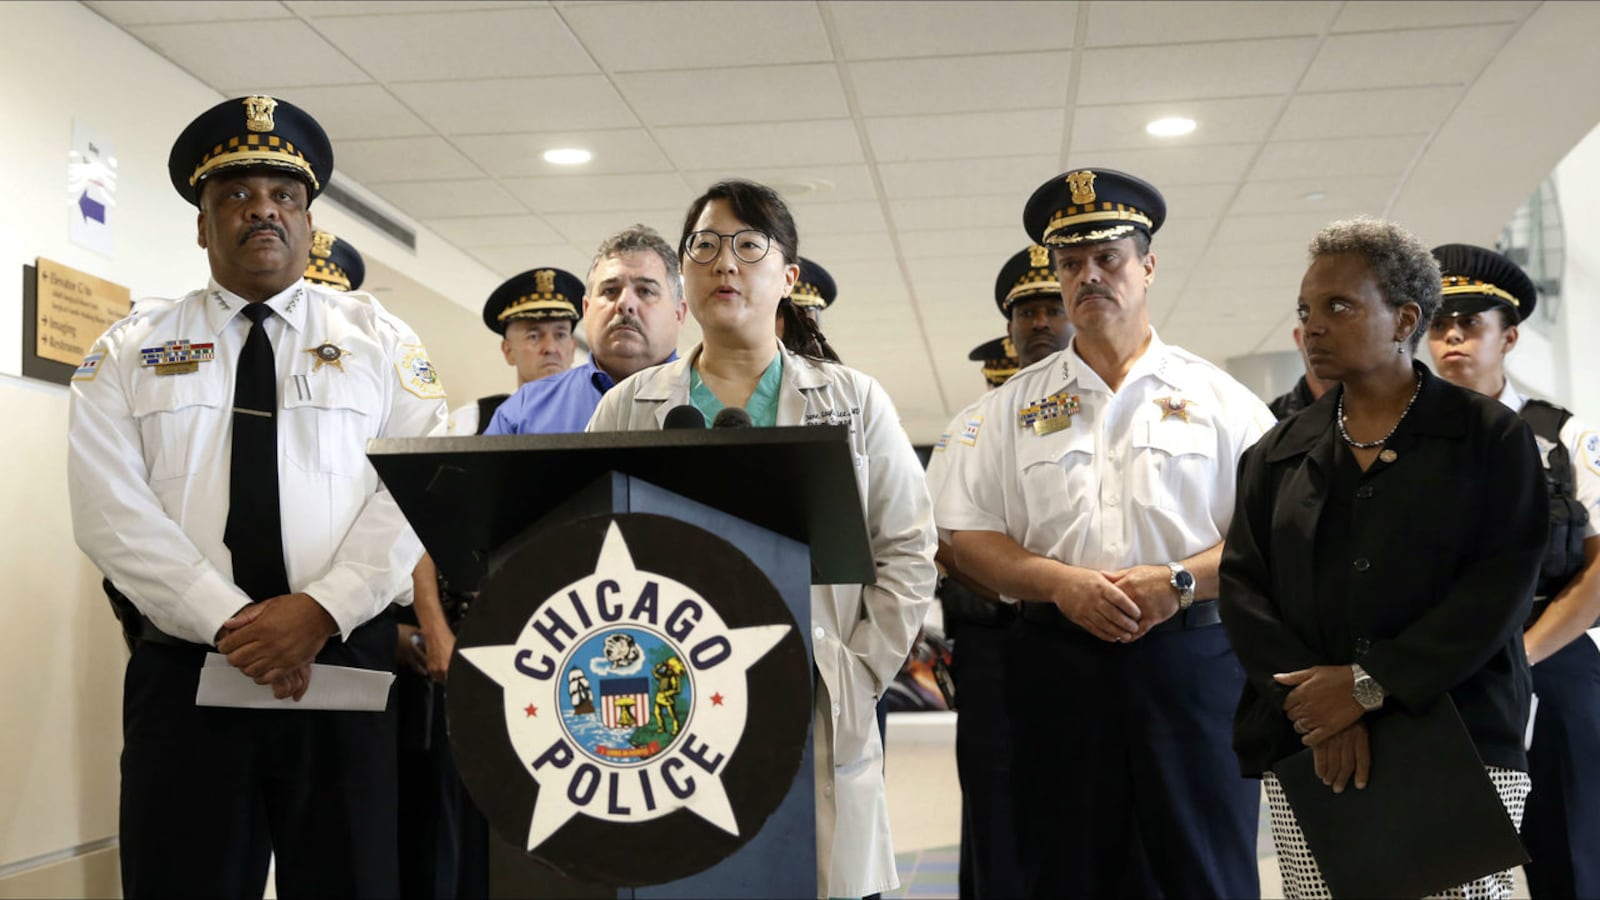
[195,653,394,711]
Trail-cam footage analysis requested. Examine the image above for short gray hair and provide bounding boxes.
[1307,217,1440,349]
[587,224,682,302]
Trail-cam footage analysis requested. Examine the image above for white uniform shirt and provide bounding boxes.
[68,278,448,646]
[925,396,984,545]
[936,330,1274,598]
[1497,382,1600,647]
[447,402,480,436]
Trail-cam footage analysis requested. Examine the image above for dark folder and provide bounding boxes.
[1270,696,1528,898]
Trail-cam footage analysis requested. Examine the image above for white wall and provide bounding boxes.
[1551,121,1600,425]
[0,3,509,893]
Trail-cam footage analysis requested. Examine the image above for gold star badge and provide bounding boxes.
[307,341,351,372]
[1155,396,1193,422]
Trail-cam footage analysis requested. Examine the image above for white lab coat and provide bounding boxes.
[588,343,936,898]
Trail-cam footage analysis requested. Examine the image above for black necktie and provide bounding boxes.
[223,303,290,602]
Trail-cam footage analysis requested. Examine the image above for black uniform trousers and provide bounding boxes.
[1523,634,1600,898]
[1006,617,1259,899]
[119,616,399,899]
[947,610,1023,899]
[396,669,489,900]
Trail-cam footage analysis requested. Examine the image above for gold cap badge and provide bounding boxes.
[1028,244,1050,269]
[243,96,277,133]
[535,269,556,293]
[1066,170,1097,205]
[310,230,335,259]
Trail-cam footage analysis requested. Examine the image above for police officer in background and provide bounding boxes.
[485,225,685,436]
[301,228,366,294]
[68,95,447,897]
[447,267,581,436]
[1426,243,1600,899]
[778,256,842,362]
[926,244,1072,899]
[934,168,1273,897]
[1267,322,1335,420]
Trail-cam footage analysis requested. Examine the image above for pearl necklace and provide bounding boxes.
[1337,376,1421,449]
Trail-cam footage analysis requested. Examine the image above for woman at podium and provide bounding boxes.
[588,179,937,899]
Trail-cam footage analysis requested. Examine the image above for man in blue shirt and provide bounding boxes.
[486,224,686,434]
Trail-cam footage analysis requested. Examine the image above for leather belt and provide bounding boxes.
[1018,599,1222,637]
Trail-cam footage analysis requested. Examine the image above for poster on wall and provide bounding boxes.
[23,258,130,386]
[68,121,117,258]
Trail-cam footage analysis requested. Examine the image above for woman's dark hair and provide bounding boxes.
[1307,217,1441,350]
[682,179,839,362]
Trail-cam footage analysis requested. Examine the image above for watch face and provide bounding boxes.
[1175,570,1195,591]
[1354,677,1382,708]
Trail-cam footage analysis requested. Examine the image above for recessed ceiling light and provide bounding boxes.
[1304,190,1328,202]
[1145,116,1196,138]
[543,148,592,165]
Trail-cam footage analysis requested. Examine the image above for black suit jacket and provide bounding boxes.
[1219,365,1546,776]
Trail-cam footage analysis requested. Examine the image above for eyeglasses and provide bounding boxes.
[683,229,772,265]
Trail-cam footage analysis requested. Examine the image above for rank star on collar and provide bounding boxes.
[1155,395,1193,422]
[306,341,351,372]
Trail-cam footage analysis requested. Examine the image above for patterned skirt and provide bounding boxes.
[1263,767,1531,899]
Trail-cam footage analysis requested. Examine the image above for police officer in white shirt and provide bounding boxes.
[1426,243,1600,899]
[67,95,447,898]
[935,168,1274,898]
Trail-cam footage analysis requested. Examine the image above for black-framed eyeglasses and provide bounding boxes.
[683,229,772,265]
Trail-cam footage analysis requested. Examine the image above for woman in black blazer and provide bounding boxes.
[1219,217,1547,899]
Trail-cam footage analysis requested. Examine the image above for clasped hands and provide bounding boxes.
[215,592,337,701]
[1275,665,1370,794]
[1050,565,1179,643]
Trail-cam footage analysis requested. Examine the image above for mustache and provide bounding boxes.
[240,222,286,245]
[607,314,646,334]
[1075,284,1114,303]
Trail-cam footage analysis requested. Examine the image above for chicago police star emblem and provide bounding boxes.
[449,513,811,886]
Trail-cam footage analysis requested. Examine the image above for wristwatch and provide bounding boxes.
[1166,562,1195,610]
[1352,663,1386,712]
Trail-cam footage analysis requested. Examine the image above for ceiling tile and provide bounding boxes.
[1070,95,1284,151]
[793,231,898,264]
[789,201,889,236]
[1086,1,1337,45]
[1250,135,1423,180]
[614,64,848,126]
[653,120,865,170]
[1301,25,1515,91]
[829,1,1078,59]
[909,253,1017,291]
[877,156,1059,200]
[682,165,879,206]
[1210,210,1379,247]
[1069,143,1259,187]
[561,1,831,72]
[849,52,1071,117]
[455,129,673,177]
[501,172,694,213]
[1332,1,1535,32]
[129,20,367,86]
[1230,176,1396,215]
[392,76,637,135]
[310,8,593,81]
[287,1,545,15]
[1271,85,1462,141]
[891,197,1027,233]
[86,1,292,26]
[338,137,486,183]
[424,214,565,247]
[1158,182,1242,216]
[468,244,590,279]
[369,179,526,218]
[540,209,685,247]
[218,84,430,140]
[898,228,1029,264]
[867,110,1062,163]
[1078,37,1317,104]
[1149,215,1223,250]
